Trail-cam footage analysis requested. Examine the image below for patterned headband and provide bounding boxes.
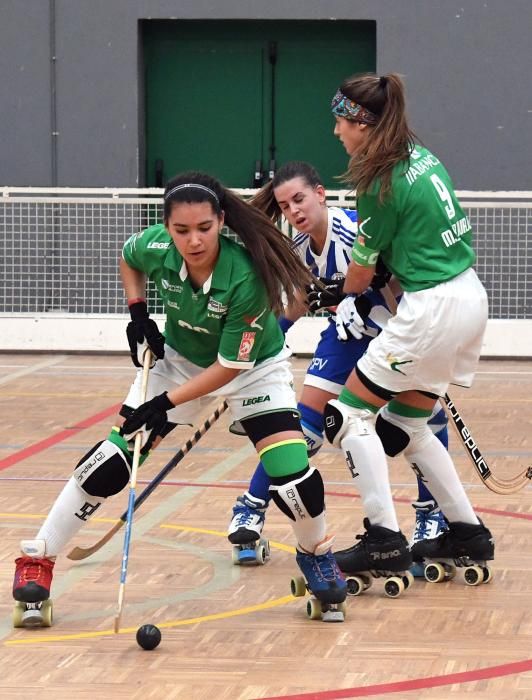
[331,89,378,125]
[164,183,220,205]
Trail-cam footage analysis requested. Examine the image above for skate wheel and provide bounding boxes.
[231,546,241,565]
[306,597,323,620]
[384,576,405,598]
[482,566,493,584]
[12,602,25,628]
[464,565,483,586]
[338,600,347,616]
[402,571,414,590]
[425,562,446,583]
[255,544,267,565]
[261,539,271,558]
[41,600,53,627]
[291,576,307,597]
[345,575,370,596]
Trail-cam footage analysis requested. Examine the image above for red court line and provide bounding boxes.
[0,403,121,472]
[258,657,532,699]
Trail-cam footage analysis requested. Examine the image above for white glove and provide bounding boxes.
[335,295,366,341]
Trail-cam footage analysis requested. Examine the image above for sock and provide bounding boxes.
[341,431,399,531]
[248,461,271,503]
[408,434,479,525]
[36,477,103,557]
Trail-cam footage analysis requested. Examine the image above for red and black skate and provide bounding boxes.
[13,555,55,628]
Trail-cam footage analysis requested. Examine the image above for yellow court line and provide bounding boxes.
[5,521,298,645]
[160,523,297,554]
[5,596,296,645]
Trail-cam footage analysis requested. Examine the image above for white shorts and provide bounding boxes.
[123,343,297,425]
[357,268,488,396]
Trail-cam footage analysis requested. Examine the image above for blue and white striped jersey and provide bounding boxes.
[291,207,394,335]
[291,207,358,278]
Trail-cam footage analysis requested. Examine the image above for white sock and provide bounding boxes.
[36,477,103,557]
[340,432,399,531]
[291,512,327,553]
[407,435,479,525]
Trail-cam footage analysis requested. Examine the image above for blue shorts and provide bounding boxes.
[304,319,372,395]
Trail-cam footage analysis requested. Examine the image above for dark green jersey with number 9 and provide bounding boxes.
[351,146,476,292]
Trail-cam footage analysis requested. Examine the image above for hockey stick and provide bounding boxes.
[67,399,229,562]
[381,283,532,494]
[114,349,152,634]
[442,394,532,494]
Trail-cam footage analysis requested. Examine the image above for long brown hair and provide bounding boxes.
[250,161,324,221]
[163,172,313,315]
[339,73,417,199]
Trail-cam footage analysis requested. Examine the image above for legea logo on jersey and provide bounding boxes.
[161,279,183,293]
[148,241,170,249]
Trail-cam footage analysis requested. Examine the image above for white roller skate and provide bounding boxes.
[228,492,270,565]
[409,500,448,577]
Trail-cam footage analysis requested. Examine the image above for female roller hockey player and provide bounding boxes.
[323,73,494,588]
[12,171,347,627]
[227,161,448,574]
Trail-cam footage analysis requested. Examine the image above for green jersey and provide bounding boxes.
[351,146,475,292]
[122,224,284,369]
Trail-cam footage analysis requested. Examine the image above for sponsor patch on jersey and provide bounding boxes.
[162,279,183,293]
[207,297,228,314]
[237,332,256,361]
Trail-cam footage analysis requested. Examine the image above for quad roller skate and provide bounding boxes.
[409,500,448,578]
[228,492,270,565]
[412,520,494,585]
[334,518,414,598]
[291,538,347,622]
[12,540,54,628]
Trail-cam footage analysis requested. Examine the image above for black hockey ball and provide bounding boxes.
[136,623,161,650]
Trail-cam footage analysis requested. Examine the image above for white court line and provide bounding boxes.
[0,355,67,385]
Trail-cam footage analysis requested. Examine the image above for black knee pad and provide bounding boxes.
[269,466,324,521]
[73,439,132,498]
[376,413,410,457]
[240,409,301,445]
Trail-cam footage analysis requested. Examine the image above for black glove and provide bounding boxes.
[126,301,166,368]
[305,277,346,313]
[120,392,175,454]
[370,257,392,291]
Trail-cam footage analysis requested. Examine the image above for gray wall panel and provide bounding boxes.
[0,0,530,188]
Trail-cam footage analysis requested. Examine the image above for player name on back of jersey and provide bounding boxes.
[404,151,440,186]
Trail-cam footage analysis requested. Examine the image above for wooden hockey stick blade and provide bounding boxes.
[443,393,532,494]
[68,518,125,561]
[66,400,228,561]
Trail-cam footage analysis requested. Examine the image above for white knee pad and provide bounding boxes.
[323,399,376,448]
[376,405,434,458]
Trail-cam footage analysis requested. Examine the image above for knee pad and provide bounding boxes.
[240,409,302,445]
[73,433,132,498]
[269,466,324,521]
[298,403,324,457]
[376,405,434,458]
[323,399,376,447]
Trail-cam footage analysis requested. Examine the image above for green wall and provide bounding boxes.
[144,20,376,188]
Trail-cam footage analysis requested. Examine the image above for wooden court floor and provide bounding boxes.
[0,353,531,700]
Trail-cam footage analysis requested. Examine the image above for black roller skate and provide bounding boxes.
[228,493,270,565]
[291,537,347,622]
[12,540,54,628]
[334,518,414,598]
[412,520,494,585]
